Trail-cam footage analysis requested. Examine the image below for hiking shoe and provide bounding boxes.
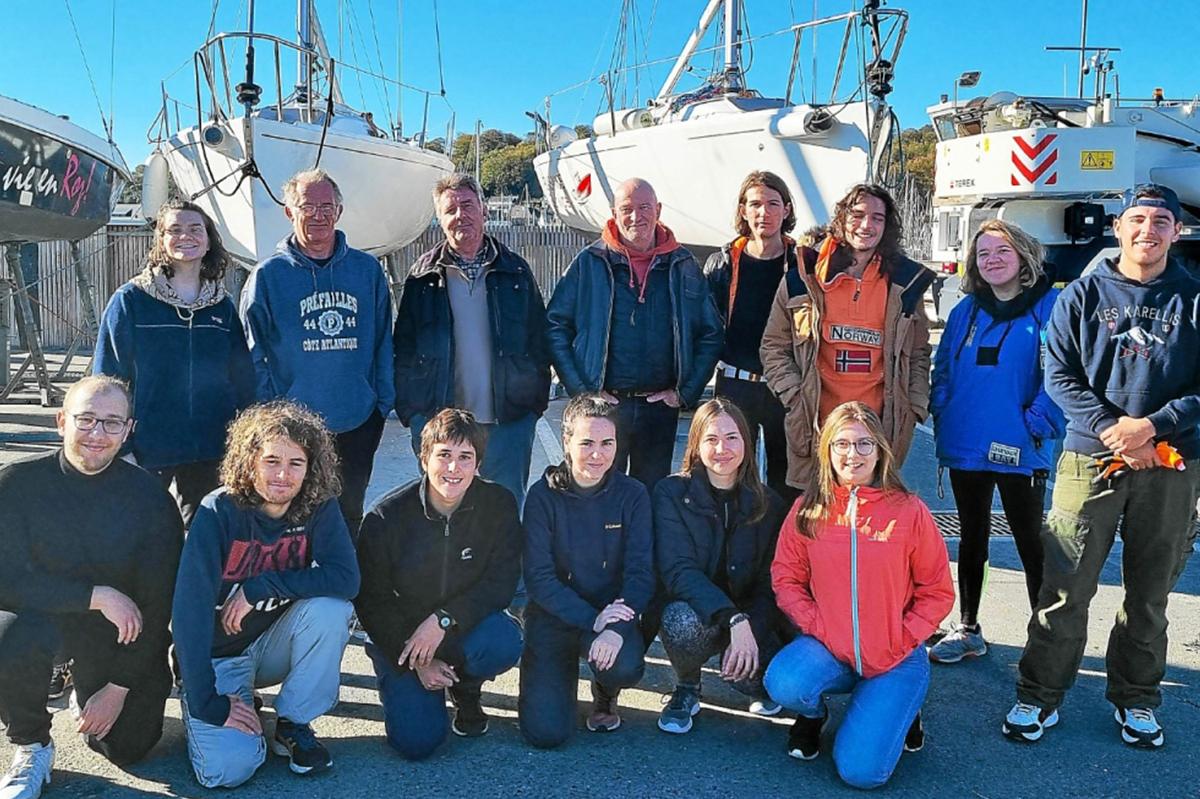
[657,685,701,734]
[1002,702,1059,742]
[929,624,988,664]
[47,662,72,701]
[749,698,783,716]
[786,713,828,760]
[1115,707,1164,749]
[270,719,332,775]
[586,684,622,733]
[0,741,54,799]
[450,686,489,738]
[904,712,925,752]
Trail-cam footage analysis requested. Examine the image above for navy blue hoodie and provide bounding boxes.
[94,282,254,469]
[173,489,360,727]
[240,232,395,433]
[523,467,655,637]
[1044,258,1200,458]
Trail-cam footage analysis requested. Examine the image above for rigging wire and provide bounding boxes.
[206,0,221,40]
[108,0,116,139]
[63,0,115,142]
[431,0,446,96]
[364,0,397,125]
[396,0,403,133]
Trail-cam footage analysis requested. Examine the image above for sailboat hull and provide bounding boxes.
[534,102,876,249]
[160,116,452,264]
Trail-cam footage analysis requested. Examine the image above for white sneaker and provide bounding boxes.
[1115,707,1164,749]
[748,699,783,716]
[0,741,55,799]
[1002,702,1059,742]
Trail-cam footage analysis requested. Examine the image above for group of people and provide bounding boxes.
[0,162,1196,796]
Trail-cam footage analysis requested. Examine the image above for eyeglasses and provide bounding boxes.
[71,414,129,435]
[831,438,877,456]
[295,203,339,218]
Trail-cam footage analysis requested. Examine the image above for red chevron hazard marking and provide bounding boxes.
[1013,134,1057,160]
[1011,147,1058,184]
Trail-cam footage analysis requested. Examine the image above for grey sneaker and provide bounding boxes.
[749,698,783,716]
[0,741,54,799]
[1115,707,1164,749]
[657,685,701,734]
[1002,702,1059,742]
[929,624,988,664]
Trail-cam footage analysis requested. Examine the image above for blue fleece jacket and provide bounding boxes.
[931,280,1064,474]
[240,232,395,433]
[1044,258,1200,458]
[94,284,254,469]
[173,489,360,727]
[523,468,655,638]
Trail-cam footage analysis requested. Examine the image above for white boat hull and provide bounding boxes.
[159,116,452,263]
[534,102,878,250]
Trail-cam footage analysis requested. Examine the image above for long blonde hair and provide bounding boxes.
[961,219,1045,295]
[795,402,909,538]
[680,398,766,522]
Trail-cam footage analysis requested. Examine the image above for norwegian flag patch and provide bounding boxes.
[835,349,872,373]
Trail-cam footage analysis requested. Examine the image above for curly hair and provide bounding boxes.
[961,219,1046,295]
[145,199,230,282]
[794,401,909,539]
[732,170,796,238]
[219,401,342,523]
[680,397,767,522]
[827,183,905,266]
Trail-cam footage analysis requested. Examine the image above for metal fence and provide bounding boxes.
[7,222,592,352]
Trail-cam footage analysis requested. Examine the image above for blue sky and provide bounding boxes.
[3,1,1196,168]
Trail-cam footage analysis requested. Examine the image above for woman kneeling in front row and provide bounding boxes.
[765,401,954,789]
[355,409,524,760]
[519,394,656,747]
[654,398,789,734]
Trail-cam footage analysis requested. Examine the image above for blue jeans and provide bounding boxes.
[410,412,537,510]
[765,635,929,790]
[366,611,523,761]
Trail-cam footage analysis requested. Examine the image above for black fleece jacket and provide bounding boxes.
[355,477,522,667]
[0,451,182,688]
[653,470,786,644]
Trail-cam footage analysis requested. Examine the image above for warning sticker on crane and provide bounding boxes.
[1080,150,1115,170]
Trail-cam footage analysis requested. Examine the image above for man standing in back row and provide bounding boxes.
[546,177,723,490]
[240,169,395,536]
[392,173,550,508]
[760,183,935,493]
[1003,184,1200,749]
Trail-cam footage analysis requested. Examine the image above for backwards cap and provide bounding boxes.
[1119,183,1183,222]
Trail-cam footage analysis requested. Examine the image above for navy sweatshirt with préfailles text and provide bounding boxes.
[1044,258,1200,458]
[173,489,360,727]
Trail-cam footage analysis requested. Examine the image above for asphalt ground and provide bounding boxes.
[3,401,1200,798]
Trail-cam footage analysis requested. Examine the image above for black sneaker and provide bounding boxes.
[904,712,925,752]
[786,713,828,761]
[48,661,72,701]
[450,685,489,738]
[1114,707,1164,749]
[270,719,332,775]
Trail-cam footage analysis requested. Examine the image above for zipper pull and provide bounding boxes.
[852,283,861,302]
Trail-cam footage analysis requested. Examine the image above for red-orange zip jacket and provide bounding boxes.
[771,486,953,677]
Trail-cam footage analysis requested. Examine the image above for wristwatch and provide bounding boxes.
[435,609,456,630]
[728,612,750,629]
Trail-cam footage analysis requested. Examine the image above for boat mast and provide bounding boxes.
[1077,0,1088,98]
[722,0,743,91]
[656,0,724,102]
[297,0,313,112]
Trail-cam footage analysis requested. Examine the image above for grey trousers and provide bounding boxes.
[181,597,353,788]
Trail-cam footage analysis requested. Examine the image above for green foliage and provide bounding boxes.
[451,128,522,171]
[119,164,145,204]
[481,141,541,198]
[901,125,937,190]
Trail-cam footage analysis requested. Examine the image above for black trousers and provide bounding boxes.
[948,468,1047,625]
[611,395,679,493]
[0,610,171,765]
[715,374,796,506]
[518,605,646,749]
[153,459,221,528]
[333,409,386,541]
